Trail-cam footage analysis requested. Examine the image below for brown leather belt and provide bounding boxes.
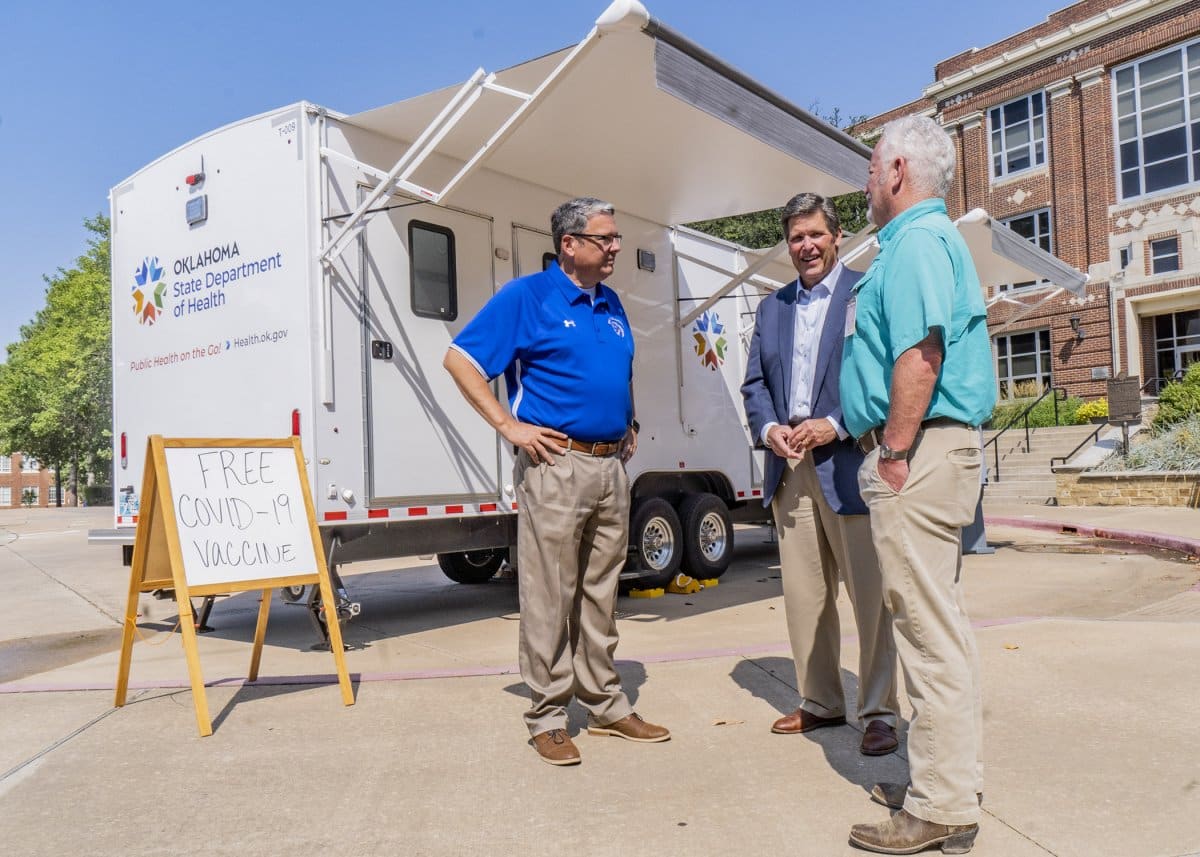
[858,416,972,455]
[562,437,623,456]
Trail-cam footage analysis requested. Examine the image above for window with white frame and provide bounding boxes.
[1115,40,1200,199]
[0,455,9,474]
[20,455,38,472]
[997,209,1053,292]
[989,92,1046,179]
[48,485,58,505]
[995,329,1053,400]
[1150,236,1181,273]
[21,486,38,506]
[0,487,10,506]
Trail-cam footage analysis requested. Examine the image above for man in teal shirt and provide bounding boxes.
[841,115,996,855]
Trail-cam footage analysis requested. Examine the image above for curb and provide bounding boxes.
[984,515,1200,560]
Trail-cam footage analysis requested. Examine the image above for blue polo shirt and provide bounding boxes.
[840,198,996,440]
[451,261,634,441]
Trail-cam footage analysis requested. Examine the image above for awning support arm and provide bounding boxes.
[677,238,788,329]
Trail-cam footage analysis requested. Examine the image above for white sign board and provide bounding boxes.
[163,445,314,587]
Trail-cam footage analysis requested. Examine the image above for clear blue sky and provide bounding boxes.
[1,0,1069,358]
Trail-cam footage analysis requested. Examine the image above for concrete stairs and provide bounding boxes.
[982,423,1100,505]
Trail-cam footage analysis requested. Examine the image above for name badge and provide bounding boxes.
[844,296,857,337]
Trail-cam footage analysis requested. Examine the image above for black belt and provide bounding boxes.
[858,417,972,455]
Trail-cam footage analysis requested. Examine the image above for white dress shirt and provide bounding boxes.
[761,262,849,446]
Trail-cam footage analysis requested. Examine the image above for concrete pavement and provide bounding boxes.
[1,505,1198,856]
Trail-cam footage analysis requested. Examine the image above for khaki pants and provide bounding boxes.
[772,456,898,725]
[858,423,984,826]
[514,448,633,737]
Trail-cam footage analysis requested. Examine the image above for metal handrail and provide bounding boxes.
[1140,375,1180,396]
[1049,422,1107,469]
[982,386,1067,482]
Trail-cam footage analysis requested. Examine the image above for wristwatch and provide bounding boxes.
[878,441,909,461]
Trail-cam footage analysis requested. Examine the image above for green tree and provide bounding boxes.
[0,215,112,505]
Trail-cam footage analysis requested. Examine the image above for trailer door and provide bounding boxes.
[364,204,500,505]
[512,223,556,277]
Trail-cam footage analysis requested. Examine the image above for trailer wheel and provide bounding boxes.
[437,548,508,585]
[280,585,307,603]
[629,497,683,588]
[678,492,733,579]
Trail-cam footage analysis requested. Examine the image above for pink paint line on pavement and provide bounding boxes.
[0,615,1047,696]
[985,516,1200,560]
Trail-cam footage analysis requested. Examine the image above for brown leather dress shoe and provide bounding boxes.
[860,720,899,756]
[849,808,978,854]
[771,708,847,734]
[531,728,581,766]
[870,782,983,811]
[587,712,670,743]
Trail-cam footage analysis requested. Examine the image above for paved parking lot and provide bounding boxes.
[2,506,1199,856]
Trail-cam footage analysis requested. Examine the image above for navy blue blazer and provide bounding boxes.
[741,265,868,514]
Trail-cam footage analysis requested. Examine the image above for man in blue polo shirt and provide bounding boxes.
[444,196,669,767]
[841,116,996,854]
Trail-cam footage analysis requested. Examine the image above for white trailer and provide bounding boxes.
[96,0,869,618]
[96,0,1087,622]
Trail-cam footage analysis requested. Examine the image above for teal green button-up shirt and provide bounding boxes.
[840,198,997,440]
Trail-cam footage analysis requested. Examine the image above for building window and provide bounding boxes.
[995,329,1052,400]
[409,220,457,321]
[21,486,39,506]
[0,456,9,474]
[0,487,10,506]
[997,209,1052,292]
[48,485,58,505]
[21,456,38,472]
[989,92,1046,178]
[1114,40,1200,199]
[1150,236,1180,273]
[1154,309,1200,379]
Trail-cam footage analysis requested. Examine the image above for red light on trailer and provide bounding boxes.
[291,409,300,436]
[185,172,205,186]
[120,432,128,469]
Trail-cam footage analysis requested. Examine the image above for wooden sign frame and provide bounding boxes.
[114,436,353,736]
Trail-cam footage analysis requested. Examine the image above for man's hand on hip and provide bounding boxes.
[787,418,836,454]
[766,424,804,460]
[502,421,567,465]
[620,426,638,464]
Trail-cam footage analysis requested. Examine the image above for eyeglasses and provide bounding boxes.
[570,232,623,250]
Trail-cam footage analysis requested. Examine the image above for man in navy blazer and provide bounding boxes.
[741,193,899,756]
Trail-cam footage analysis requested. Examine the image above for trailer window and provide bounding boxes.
[409,221,457,321]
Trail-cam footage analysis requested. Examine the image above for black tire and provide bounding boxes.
[437,548,508,584]
[280,584,307,603]
[628,497,683,588]
[678,492,734,579]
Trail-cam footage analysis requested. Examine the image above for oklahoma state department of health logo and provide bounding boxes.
[692,310,727,370]
[132,257,168,325]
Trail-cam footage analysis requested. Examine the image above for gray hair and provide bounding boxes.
[876,115,956,199]
[780,192,841,235]
[551,197,616,254]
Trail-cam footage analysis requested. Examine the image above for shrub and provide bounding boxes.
[83,485,113,506]
[1075,398,1108,421]
[1092,413,1200,472]
[988,393,1086,429]
[1152,363,1200,430]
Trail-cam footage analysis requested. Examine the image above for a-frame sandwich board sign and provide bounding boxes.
[114,436,354,736]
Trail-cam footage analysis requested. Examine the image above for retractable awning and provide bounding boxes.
[340,0,870,229]
[841,208,1089,296]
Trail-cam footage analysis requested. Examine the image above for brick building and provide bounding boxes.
[0,453,57,508]
[853,0,1200,402]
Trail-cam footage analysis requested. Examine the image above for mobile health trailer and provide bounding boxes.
[98,0,869,616]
